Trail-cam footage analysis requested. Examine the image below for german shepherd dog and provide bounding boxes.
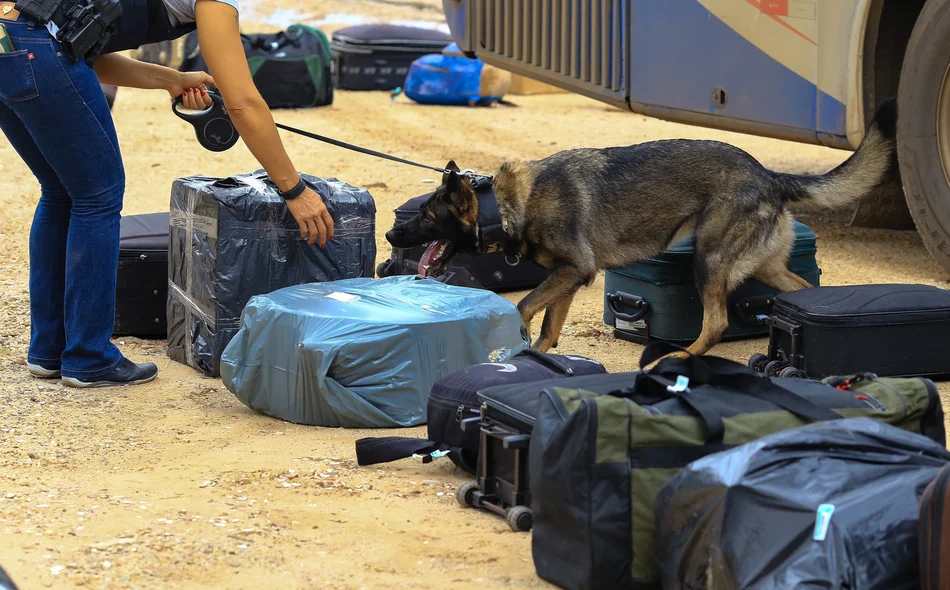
[386,98,899,358]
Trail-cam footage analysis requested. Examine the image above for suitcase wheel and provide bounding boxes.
[763,360,786,377]
[456,481,478,508]
[506,505,533,533]
[778,366,806,379]
[748,353,769,373]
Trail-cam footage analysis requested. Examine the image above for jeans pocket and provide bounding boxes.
[0,50,39,101]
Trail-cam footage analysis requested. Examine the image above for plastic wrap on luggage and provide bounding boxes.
[220,275,531,428]
[655,418,950,590]
[167,169,376,377]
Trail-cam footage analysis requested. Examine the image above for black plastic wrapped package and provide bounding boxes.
[654,418,950,590]
[167,170,376,377]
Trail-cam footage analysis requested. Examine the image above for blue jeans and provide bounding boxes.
[0,16,124,378]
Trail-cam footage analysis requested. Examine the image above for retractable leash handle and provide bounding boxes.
[172,90,240,152]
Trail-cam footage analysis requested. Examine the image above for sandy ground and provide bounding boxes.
[2,2,950,588]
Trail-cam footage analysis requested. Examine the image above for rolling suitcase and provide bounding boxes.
[603,220,820,344]
[460,371,635,533]
[330,24,452,91]
[751,284,950,379]
[114,212,169,339]
[376,193,551,292]
[919,462,950,590]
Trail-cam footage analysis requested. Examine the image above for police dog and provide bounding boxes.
[386,98,898,357]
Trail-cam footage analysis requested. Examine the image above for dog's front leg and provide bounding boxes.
[517,266,591,352]
[535,295,576,351]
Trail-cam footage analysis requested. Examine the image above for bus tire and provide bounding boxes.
[898,0,950,275]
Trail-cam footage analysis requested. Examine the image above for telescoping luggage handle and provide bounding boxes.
[617,341,844,445]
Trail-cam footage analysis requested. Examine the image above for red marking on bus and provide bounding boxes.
[742,0,816,45]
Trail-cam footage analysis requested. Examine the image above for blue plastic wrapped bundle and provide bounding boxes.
[167,169,376,377]
[403,52,504,106]
[220,275,530,428]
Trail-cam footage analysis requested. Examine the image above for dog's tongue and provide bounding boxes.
[418,240,450,277]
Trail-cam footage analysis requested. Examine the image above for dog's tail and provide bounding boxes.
[775,97,898,210]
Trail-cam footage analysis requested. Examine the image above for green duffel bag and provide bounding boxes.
[528,342,946,590]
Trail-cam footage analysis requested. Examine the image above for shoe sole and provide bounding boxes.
[27,364,61,379]
[61,373,157,389]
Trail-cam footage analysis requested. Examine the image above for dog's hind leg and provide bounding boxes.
[535,294,576,351]
[517,266,592,352]
[753,259,814,292]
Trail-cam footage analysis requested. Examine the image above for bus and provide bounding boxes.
[440,0,950,275]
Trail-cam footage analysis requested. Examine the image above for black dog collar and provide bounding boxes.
[470,174,518,256]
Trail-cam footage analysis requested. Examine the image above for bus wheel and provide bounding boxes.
[898,0,950,276]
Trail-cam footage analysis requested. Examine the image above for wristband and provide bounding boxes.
[278,177,307,200]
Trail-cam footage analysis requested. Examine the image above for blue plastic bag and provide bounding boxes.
[220,275,530,428]
[402,53,502,106]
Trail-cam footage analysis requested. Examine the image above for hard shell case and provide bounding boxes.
[603,220,820,343]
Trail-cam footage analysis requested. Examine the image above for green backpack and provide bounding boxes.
[528,342,945,590]
[179,25,333,109]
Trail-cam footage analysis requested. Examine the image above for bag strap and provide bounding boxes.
[354,437,455,466]
[623,341,844,444]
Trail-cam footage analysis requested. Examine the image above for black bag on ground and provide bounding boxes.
[529,342,947,590]
[114,212,169,339]
[919,462,950,590]
[755,284,950,379]
[354,350,606,474]
[655,418,950,590]
[180,25,333,109]
[330,24,452,91]
[375,193,551,292]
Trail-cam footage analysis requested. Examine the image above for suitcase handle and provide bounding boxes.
[607,291,650,323]
[734,295,774,325]
[518,348,575,376]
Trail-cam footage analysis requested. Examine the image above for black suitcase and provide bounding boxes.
[114,212,169,339]
[751,284,950,379]
[460,371,637,533]
[376,193,551,292]
[330,24,452,91]
[354,350,606,475]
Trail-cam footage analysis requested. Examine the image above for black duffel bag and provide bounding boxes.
[180,25,333,109]
[355,349,607,474]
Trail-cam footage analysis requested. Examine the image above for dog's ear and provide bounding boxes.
[442,160,461,184]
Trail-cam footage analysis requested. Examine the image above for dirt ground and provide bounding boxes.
[2,2,950,589]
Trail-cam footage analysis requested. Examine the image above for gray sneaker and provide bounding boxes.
[62,358,158,388]
[27,363,61,379]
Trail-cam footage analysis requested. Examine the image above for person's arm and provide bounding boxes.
[92,53,214,107]
[194,0,334,247]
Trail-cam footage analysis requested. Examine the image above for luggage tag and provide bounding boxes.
[172,89,240,152]
[813,504,835,541]
[412,449,450,463]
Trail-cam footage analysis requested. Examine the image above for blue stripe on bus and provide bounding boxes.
[627,0,846,139]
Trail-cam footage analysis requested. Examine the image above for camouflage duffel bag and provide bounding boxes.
[528,342,946,590]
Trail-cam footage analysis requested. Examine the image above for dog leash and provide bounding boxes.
[172,90,463,177]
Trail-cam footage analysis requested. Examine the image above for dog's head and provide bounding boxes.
[385,160,480,277]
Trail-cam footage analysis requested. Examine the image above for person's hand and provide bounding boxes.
[168,71,216,109]
[285,186,335,247]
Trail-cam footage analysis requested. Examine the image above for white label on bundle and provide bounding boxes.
[326,292,359,303]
